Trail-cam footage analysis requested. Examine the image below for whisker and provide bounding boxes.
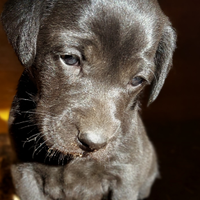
[21,110,58,118]
[44,144,54,163]
[47,148,56,162]
[14,120,33,125]
[18,98,35,102]
[51,150,58,160]
[35,145,46,155]
[22,133,40,148]
[32,139,51,159]
[26,127,37,135]
[53,149,60,160]
[19,124,39,130]
[58,153,65,166]
[19,121,52,130]
[35,132,49,146]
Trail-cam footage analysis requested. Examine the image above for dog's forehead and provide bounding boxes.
[45,0,164,54]
[40,0,165,77]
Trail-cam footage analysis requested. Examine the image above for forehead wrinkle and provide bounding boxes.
[38,27,94,53]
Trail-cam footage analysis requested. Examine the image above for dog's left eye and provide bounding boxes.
[131,76,145,87]
[60,55,80,66]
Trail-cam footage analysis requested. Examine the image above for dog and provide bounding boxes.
[1,0,176,199]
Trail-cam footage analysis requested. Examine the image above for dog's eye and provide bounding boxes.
[60,55,80,66]
[131,76,145,86]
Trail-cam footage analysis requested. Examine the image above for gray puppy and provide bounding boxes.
[1,0,176,199]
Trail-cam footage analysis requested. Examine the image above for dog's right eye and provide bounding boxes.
[130,76,145,87]
[60,55,80,66]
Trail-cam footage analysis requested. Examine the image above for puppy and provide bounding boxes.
[1,0,176,199]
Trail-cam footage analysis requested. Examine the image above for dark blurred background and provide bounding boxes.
[0,0,199,200]
[144,0,200,199]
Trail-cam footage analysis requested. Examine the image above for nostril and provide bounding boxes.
[77,137,90,148]
[77,132,107,151]
[77,137,92,152]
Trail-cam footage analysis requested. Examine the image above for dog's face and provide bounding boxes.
[34,1,158,157]
[2,0,176,161]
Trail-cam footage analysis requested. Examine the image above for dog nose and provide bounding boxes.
[77,132,107,151]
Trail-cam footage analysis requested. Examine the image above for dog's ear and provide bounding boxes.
[148,25,176,105]
[1,0,42,67]
[1,0,55,67]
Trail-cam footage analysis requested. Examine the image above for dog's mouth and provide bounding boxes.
[41,123,109,164]
[44,136,109,165]
[44,145,89,165]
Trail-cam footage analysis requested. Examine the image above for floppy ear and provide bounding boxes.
[1,0,43,67]
[148,25,177,105]
[1,0,56,67]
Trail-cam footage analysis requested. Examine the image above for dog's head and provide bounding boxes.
[2,0,176,161]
